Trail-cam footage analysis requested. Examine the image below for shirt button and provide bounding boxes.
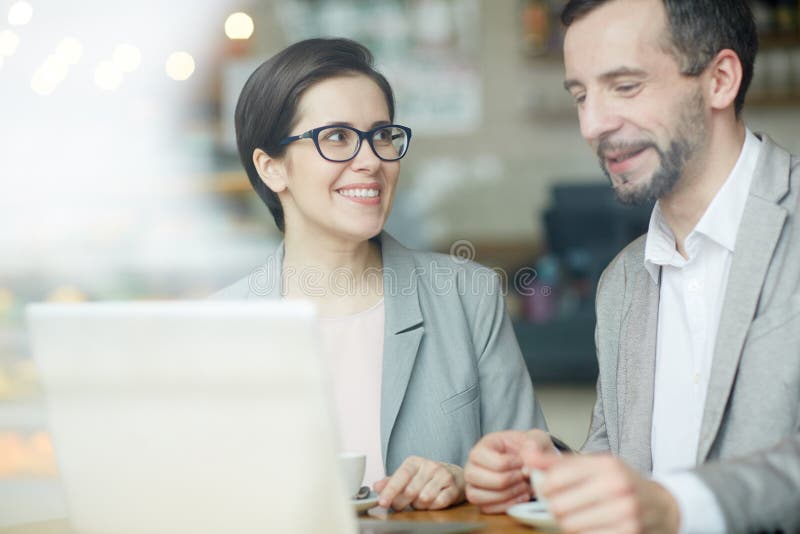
[693,373,701,385]
[688,279,701,292]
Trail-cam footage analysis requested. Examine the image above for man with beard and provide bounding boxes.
[464,0,800,532]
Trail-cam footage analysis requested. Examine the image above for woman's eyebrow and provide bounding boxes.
[318,120,392,129]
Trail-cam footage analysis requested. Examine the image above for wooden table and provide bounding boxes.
[372,503,547,532]
[0,504,548,533]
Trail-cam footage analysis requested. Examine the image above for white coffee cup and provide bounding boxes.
[338,452,366,499]
[530,469,548,508]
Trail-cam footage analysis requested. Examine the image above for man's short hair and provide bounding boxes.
[561,0,758,117]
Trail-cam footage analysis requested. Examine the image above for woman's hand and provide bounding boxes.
[373,456,466,511]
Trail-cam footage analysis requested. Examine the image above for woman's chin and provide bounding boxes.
[341,218,386,241]
[325,223,384,245]
[353,226,384,243]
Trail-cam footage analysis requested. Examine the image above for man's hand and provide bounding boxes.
[540,454,680,534]
[373,456,465,511]
[464,429,556,514]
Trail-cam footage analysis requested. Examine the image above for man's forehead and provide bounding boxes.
[563,0,669,82]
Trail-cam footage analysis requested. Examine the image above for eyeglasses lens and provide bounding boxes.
[317,126,408,161]
[372,126,408,161]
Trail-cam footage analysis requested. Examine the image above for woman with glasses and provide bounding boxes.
[218,38,547,511]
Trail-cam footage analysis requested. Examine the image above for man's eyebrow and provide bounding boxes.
[563,67,648,91]
[598,67,648,82]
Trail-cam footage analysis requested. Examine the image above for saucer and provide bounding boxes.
[352,491,380,514]
[507,501,559,531]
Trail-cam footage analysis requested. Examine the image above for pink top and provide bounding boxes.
[319,299,386,486]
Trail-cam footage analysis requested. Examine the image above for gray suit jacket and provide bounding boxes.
[584,134,800,532]
[216,232,546,475]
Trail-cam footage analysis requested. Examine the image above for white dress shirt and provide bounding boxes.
[644,130,762,533]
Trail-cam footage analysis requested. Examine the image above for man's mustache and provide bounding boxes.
[596,139,657,161]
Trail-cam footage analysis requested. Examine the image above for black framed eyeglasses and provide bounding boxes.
[278,124,412,162]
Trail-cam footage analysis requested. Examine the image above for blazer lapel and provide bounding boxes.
[378,233,424,466]
[697,135,790,462]
[617,254,660,473]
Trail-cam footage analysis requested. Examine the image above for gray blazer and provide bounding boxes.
[216,232,546,475]
[585,134,800,532]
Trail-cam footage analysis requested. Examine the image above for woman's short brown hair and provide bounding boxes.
[234,38,395,232]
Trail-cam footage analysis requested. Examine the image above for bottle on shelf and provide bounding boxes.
[521,0,551,56]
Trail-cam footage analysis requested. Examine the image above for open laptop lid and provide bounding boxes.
[27,301,356,534]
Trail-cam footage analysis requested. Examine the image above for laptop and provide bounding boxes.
[27,301,484,534]
[27,301,356,534]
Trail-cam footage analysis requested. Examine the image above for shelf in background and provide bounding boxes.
[200,170,251,195]
[747,94,800,107]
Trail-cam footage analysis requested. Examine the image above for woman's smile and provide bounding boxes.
[335,183,382,205]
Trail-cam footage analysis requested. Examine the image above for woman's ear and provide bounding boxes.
[706,49,742,113]
[253,148,287,193]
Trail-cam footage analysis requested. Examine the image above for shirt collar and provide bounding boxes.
[693,129,760,252]
[643,129,762,283]
[644,202,682,282]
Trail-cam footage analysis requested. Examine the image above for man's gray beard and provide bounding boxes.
[600,89,706,206]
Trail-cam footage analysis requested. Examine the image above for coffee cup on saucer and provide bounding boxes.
[530,469,548,508]
[338,452,366,499]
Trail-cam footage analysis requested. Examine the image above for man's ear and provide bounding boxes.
[706,49,742,112]
[252,148,287,193]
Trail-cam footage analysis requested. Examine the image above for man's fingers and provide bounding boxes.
[520,438,560,472]
[464,463,526,490]
[555,497,638,533]
[542,455,614,495]
[524,429,556,451]
[467,441,524,472]
[466,479,531,506]
[547,466,625,517]
[475,491,532,515]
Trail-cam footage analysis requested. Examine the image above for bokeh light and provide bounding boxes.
[40,54,69,85]
[94,60,123,91]
[224,12,254,40]
[55,37,83,65]
[0,30,20,57]
[7,1,33,26]
[112,43,142,73]
[165,51,195,81]
[30,72,55,96]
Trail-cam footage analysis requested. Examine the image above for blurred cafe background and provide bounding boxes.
[1,0,799,525]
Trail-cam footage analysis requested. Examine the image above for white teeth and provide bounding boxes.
[338,188,379,198]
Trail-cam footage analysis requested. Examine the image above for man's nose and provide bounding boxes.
[579,95,623,144]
